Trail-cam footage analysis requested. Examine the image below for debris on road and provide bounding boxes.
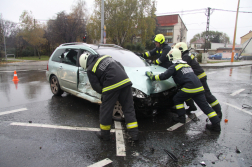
[164,149,178,162]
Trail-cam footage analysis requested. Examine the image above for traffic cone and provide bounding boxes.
[12,70,19,81]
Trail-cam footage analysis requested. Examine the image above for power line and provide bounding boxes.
[156,8,205,16]
[213,8,252,13]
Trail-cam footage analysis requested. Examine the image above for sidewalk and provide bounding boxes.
[200,60,252,68]
[0,60,48,71]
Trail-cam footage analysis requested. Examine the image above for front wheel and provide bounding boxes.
[50,75,64,96]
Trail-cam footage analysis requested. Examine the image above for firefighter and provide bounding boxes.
[145,48,221,132]
[79,52,139,141]
[136,34,172,68]
[175,42,222,119]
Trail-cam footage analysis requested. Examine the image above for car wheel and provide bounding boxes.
[112,101,125,122]
[50,75,64,96]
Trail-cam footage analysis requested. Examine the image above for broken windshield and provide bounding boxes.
[94,48,150,67]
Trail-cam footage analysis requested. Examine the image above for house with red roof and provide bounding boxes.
[156,14,188,44]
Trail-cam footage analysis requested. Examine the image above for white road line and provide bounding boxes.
[114,121,126,156]
[222,102,252,116]
[167,111,204,131]
[10,122,116,132]
[0,108,27,116]
[230,89,245,96]
[87,158,112,167]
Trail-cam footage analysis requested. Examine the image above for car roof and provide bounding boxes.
[58,42,124,51]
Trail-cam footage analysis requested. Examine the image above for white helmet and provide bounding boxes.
[79,52,90,70]
[167,48,185,63]
[175,42,188,53]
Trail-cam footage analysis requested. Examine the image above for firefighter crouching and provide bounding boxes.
[79,53,139,141]
[175,42,222,120]
[145,48,221,132]
[136,34,172,69]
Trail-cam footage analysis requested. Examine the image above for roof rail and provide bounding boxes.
[98,44,123,49]
[60,42,85,46]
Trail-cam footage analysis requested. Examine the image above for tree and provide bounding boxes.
[45,0,87,49]
[19,10,47,59]
[190,31,230,45]
[87,0,156,47]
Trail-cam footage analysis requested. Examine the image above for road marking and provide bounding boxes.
[0,108,27,116]
[167,111,204,131]
[87,158,112,167]
[10,122,115,132]
[223,102,252,116]
[114,121,126,156]
[230,89,245,96]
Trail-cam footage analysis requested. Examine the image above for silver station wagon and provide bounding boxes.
[46,43,177,119]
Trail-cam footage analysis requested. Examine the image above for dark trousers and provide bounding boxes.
[200,77,222,114]
[173,90,220,124]
[100,85,138,137]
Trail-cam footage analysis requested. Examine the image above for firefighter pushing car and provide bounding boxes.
[79,53,139,141]
[145,48,221,132]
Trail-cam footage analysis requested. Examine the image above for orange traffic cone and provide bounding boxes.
[12,70,19,81]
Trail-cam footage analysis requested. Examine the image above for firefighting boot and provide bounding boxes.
[96,130,110,141]
[128,128,139,141]
[206,122,221,132]
[172,115,186,123]
[185,99,197,115]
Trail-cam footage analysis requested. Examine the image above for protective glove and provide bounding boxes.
[146,59,153,65]
[145,71,154,80]
[134,52,143,57]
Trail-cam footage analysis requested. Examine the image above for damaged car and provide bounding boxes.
[46,43,177,119]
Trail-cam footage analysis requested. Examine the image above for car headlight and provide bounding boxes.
[132,88,146,98]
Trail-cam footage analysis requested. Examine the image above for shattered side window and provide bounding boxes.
[62,49,78,66]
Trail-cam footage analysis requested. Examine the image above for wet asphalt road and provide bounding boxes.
[0,61,252,167]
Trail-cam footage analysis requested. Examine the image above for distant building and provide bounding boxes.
[190,38,205,49]
[156,14,187,44]
[240,31,252,44]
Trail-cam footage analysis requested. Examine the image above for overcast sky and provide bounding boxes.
[1,0,252,44]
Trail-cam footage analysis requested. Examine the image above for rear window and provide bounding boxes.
[51,48,65,62]
[94,48,149,67]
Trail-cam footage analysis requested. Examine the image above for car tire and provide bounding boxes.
[50,75,64,96]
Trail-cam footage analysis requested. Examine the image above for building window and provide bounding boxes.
[167,38,173,43]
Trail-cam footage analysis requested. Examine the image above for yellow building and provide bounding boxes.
[240,31,252,44]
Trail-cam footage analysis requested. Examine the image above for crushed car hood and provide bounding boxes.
[124,65,176,95]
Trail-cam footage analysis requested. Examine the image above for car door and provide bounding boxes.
[77,49,101,100]
[58,48,79,91]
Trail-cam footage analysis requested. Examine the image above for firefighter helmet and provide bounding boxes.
[79,52,90,70]
[167,48,183,63]
[175,42,188,52]
[154,34,165,44]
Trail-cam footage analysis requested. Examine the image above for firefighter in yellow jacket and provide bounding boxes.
[145,48,221,131]
[79,53,139,141]
[174,42,222,120]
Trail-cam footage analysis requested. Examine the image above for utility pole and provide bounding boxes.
[0,14,7,60]
[204,7,211,53]
[100,0,104,44]
[231,0,240,62]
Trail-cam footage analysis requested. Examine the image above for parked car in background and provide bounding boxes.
[46,43,177,119]
[208,53,222,60]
